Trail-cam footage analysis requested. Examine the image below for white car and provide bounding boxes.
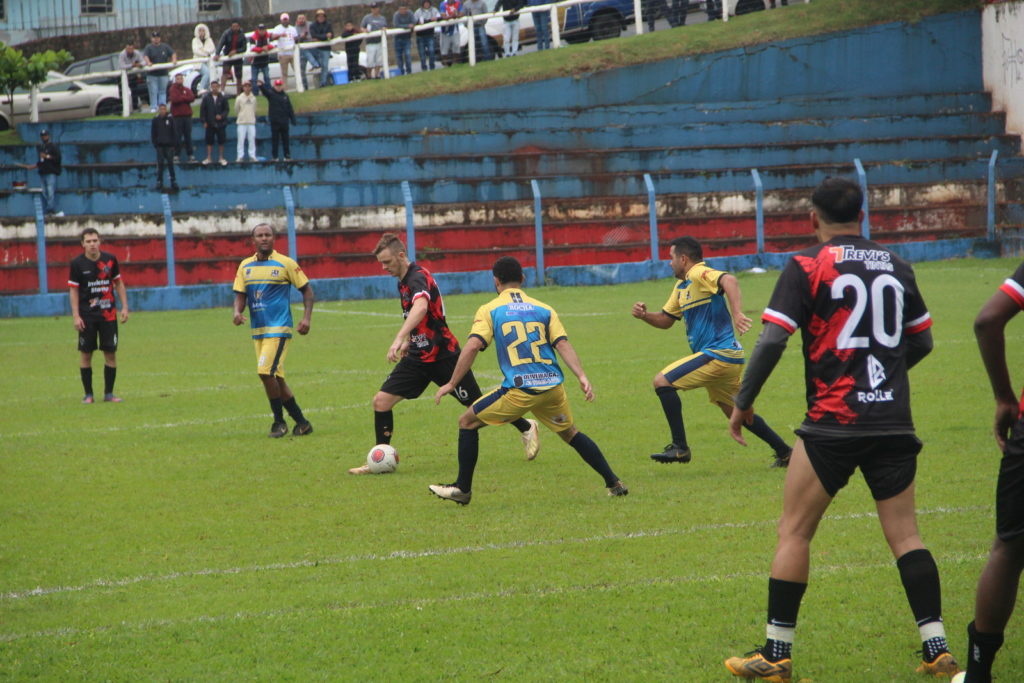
[0,71,122,130]
[170,50,365,92]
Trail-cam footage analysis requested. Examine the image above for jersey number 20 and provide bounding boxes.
[831,273,905,349]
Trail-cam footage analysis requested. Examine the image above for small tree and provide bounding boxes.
[0,42,73,126]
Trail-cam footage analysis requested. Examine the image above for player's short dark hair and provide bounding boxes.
[812,176,863,224]
[669,236,702,261]
[374,233,405,256]
[492,256,523,284]
[80,228,100,242]
[251,223,275,237]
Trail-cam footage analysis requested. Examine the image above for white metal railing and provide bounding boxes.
[28,0,810,121]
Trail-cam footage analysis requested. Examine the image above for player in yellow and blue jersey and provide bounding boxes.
[232,223,315,438]
[428,256,627,505]
[632,236,791,467]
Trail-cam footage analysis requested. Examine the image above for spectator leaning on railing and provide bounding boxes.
[295,13,315,90]
[341,21,363,81]
[414,0,441,71]
[142,31,177,112]
[249,23,275,95]
[393,4,416,75]
[271,13,299,89]
[217,21,247,96]
[462,0,492,61]
[527,0,551,50]
[192,23,216,95]
[117,41,145,110]
[495,0,527,57]
[361,3,388,80]
[309,9,335,88]
[438,0,462,67]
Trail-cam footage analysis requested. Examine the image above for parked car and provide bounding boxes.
[64,53,148,108]
[473,0,634,53]
[0,72,122,131]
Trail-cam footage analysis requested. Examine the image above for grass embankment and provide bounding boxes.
[2,0,979,145]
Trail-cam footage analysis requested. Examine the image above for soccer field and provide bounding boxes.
[2,257,1022,681]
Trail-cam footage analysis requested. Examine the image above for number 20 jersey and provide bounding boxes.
[469,288,567,392]
[761,237,932,436]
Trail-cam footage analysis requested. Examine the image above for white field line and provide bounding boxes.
[0,549,990,644]
[0,504,985,604]
[0,401,367,439]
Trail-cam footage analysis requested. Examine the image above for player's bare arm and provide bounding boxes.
[631,301,674,329]
[388,296,428,362]
[69,288,85,331]
[719,273,752,335]
[232,291,247,325]
[553,338,593,402]
[975,288,1021,449]
[434,336,484,404]
[729,321,790,445]
[296,284,314,335]
[115,278,130,324]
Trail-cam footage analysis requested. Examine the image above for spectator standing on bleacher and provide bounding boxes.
[271,13,299,89]
[393,4,416,75]
[142,31,176,112]
[200,81,229,166]
[259,79,297,162]
[414,0,440,71]
[117,42,145,111]
[235,81,258,162]
[438,0,461,67]
[19,130,63,217]
[192,23,216,95]
[151,104,179,192]
[310,10,335,87]
[169,73,196,163]
[217,21,247,96]
[249,23,274,94]
[462,0,492,61]
[361,3,388,80]
[528,0,550,50]
[341,21,363,81]
[495,0,526,57]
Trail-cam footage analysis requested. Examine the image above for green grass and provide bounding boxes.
[1,257,1022,680]
[0,0,980,146]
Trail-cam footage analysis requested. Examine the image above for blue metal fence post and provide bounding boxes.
[988,149,999,242]
[161,193,176,287]
[401,180,416,262]
[530,179,545,285]
[33,195,48,294]
[643,173,659,262]
[751,168,764,258]
[282,186,298,259]
[853,158,870,239]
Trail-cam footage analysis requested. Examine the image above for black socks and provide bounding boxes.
[455,428,480,492]
[80,367,93,396]
[374,410,394,444]
[655,385,687,448]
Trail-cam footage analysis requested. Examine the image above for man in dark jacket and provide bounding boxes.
[217,21,247,95]
[258,79,297,162]
[168,73,196,162]
[199,80,230,166]
[309,9,334,88]
[22,129,63,216]
[151,104,178,191]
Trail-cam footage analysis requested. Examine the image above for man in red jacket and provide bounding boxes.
[168,73,196,162]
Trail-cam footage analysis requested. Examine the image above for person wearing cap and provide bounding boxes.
[249,23,274,95]
[309,10,335,88]
[258,78,297,162]
[360,3,388,79]
[271,13,299,89]
[20,130,63,216]
[142,31,177,112]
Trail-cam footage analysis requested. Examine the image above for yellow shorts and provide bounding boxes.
[254,337,290,378]
[473,385,575,434]
[660,352,742,407]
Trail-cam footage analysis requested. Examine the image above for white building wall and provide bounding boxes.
[983,0,1024,140]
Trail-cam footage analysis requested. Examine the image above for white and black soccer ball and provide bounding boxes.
[366,444,399,474]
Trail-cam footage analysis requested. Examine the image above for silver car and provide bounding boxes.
[0,71,122,131]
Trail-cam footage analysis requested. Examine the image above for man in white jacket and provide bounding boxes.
[271,13,299,89]
[234,81,258,162]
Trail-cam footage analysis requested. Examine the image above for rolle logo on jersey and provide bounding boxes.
[857,354,894,403]
[828,245,893,272]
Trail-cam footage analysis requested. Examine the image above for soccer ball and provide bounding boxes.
[366,444,399,474]
[950,673,965,683]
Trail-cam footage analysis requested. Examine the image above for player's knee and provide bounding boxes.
[653,374,670,389]
[457,412,479,430]
[372,392,397,412]
[558,425,578,443]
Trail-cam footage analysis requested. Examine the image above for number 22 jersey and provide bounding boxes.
[761,236,932,436]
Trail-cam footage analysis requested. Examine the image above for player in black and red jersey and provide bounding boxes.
[348,233,540,474]
[954,262,1024,683]
[722,178,958,681]
[68,228,129,404]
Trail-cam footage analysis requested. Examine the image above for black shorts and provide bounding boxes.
[221,61,243,81]
[996,417,1024,541]
[380,355,482,407]
[78,318,118,353]
[797,431,921,500]
[205,126,226,145]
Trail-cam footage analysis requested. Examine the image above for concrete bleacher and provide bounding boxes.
[2,9,1022,296]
